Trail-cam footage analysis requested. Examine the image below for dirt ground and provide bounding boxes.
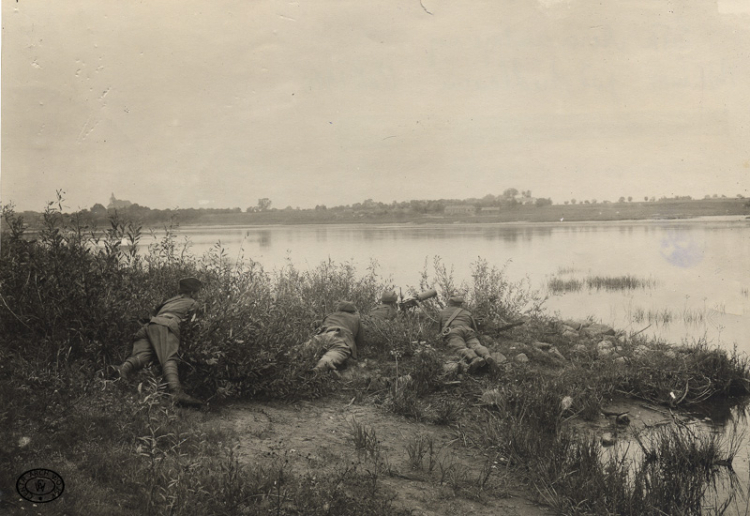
[210,394,681,515]
[212,394,554,516]
[201,338,698,516]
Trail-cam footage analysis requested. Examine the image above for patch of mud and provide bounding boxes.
[213,396,552,516]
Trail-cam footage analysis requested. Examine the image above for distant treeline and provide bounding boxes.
[4,194,749,230]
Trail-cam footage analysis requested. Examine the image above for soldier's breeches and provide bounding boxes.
[445,327,488,362]
[129,323,180,366]
[122,337,154,375]
[446,335,478,361]
[312,334,352,371]
[466,337,490,359]
[146,324,180,365]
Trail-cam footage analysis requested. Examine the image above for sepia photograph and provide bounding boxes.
[2,1,750,514]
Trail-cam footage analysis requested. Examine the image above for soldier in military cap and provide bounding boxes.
[439,294,495,374]
[305,301,364,376]
[371,290,399,321]
[116,277,204,406]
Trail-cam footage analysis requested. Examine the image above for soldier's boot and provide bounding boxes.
[118,353,150,380]
[442,361,461,376]
[312,354,334,372]
[312,359,341,379]
[466,356,486,374]
[163,360,203,407]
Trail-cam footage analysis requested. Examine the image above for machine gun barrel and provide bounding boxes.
[399,289,437,309]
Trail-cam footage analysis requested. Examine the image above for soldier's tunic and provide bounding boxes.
[371,302,398,321]
[309,308,364,371]
[439,305,490,362]
[130,294,198,365]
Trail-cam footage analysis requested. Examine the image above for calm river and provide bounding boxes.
[143,216,749,353]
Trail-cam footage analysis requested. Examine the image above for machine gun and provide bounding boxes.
[398,289,437,311]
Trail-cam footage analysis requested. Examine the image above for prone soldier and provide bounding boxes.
[306,301,364,377]
[439,294,496,374]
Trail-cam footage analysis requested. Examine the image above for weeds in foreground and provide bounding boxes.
[386,380,425,421]
[405,432,435,470]
[0,357,409,516]
[480,374,742,515]
[434,398,463,426]
[348,418,380,460]
[401,432,507,501]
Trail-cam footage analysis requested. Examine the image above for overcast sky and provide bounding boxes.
[2,0,750,211]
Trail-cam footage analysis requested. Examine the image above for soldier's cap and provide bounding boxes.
[336,301,358,313]
[179,277,203,293]
[381,291,398,303]
[448,294,465,305]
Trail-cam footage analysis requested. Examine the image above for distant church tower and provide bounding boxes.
[107,193,133,210]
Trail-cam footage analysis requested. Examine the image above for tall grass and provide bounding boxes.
[548,274,658,294]
[631,306,675,325]
[548,277,584,293]
[586,274,658,291]
[534,424,741,515]
[424,256,546,325]
[479,372,743,515]
[629,305,714,326]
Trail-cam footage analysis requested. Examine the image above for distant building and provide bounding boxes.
[511,195,537,206]
[480,207,501,214]
[444,205,476,215]
[108,193,133,210]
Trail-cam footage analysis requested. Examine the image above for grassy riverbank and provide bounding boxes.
[2,204,749,515]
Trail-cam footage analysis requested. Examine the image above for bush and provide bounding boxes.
[1,201,390,400]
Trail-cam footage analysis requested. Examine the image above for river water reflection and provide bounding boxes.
[147,218,749,352]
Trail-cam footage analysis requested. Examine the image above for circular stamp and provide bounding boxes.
[16,469,64,503]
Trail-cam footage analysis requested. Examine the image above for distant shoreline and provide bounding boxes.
[171,214,750,232]
[165,198,750,228]
[6,198,749,231]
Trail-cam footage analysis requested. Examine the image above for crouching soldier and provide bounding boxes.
[439,294,495,374]
[306,301,364,376]
[116,277,204,407]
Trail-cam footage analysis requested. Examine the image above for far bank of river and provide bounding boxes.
[168,197,750,226]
